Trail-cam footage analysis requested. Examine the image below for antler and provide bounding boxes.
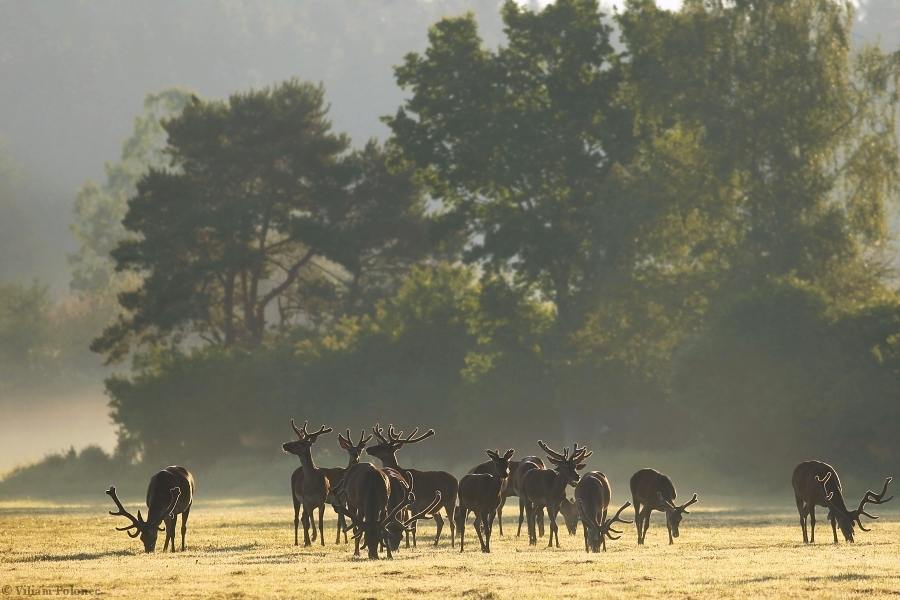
[291,418,306,439]
[571,443,592,463]
[355,428,373,448]
[386,424,435,447]
[538,440,568,462]
[372,423,389,444]
[106,486,142,537]
[399,491,442,531]
[601,501,633,540]
[855,476,894,528]
[680,493,699,513]
[290,419,332,441]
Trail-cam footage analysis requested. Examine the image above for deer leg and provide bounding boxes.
[809,505,816,544]
[317,504,326,546]
[517,496,526,537]
[830,512,838,544]
[795,496,808,544]
[497,499,504,537]
[458,507,466,553]
[666,512,674,545]
[433,512,444,546]
[640,508,652,544]
[547,506,559,548]
[447,503,456,548]
[293,495,301,546]
[180,505,190,551]
[633,500,642,544]
[538,507,545,537]
[525,501,535,545]
[301,504,312,546]
[473,511,487,552]
[486,509,497,552]
[336,511,344,545]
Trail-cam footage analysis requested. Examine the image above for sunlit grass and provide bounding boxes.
[1,499,899,599]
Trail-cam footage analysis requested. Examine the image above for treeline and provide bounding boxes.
[3,0,899,496]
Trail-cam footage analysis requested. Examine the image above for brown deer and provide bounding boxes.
[330,464,441,559]
[457,449,515,553]
[106,465,194,553]
[559,497,579,535]
[329,429,373,543]
[630,468,698,545]
[282,419,333,547]
[513,457,546,538]
[469,454,544,537]
[366,423,459,547]
[574,471,631,552]
[792,460,893,544]
[521,441,592,548]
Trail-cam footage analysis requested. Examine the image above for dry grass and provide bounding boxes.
[1,498,899,599]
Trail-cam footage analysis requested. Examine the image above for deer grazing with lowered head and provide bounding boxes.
[366,423,459,547]
[282,419,333,546]
[330,464,441,559]
[792,460,893,544]
[630,468,698,545]
[521,441,591,547]
[106,465,194,553]
[574,471,631,552]
[457,449,515,553]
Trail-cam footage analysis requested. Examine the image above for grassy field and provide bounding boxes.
[1,498,899,599]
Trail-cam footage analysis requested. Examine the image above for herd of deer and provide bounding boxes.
[105,422,894,559]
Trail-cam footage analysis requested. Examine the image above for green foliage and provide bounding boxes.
[94,81,430,361]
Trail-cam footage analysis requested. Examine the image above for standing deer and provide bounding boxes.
[522,441,592,548]
[457,449,515,553]
[792,460,893,544]
[106,465,194,553]
[330,464,440,559]
[469,454,544,537]
[630,468,698,545]
[282,419,333,547]
[329,429,373,543]
[574,471,631,552]
[513,457,546,538]
[366,423,458,547]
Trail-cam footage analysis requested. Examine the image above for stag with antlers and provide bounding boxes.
[575,471,631,552]
[366,423,459,547]
[457,449,515,553]
[330,465,441,559]
[469,454,547,537]
[630,468,698,545]
[792,460,893,544]
[282,419,333,546]
[106,466,194,553]
[325,429,373,544]
[521,441,591,548]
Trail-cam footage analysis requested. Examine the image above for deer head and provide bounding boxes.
[338,429,372,466]
[381,470,443,550]
[485,449,515,480]
[365,423,435,464]
[819,472,893,542]
[559,497,579,535]
[282,419,333,456]
[106,486,180,553]
[656,492,698,538]
[538,440,591,486]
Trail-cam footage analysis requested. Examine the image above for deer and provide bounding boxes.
[366,423,459,547]
[457,449,515,553]
[521,441,592,548]
[574,471,632,552]
[559,497,579,536]
[106,465,194,553]
[470,454,547,537]
[792,460,893,544]
[630,468,698,545]
[330,464,441,559]
[513,457,546,538]
[329,429,373,544]
[282,419,333,547]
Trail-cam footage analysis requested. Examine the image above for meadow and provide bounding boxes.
[1,498,899,599]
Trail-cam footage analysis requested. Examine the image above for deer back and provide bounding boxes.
[511,457,544,496]
[630,468,676,508]
[459,473,504,512]
[147,466,193,523]
[405,468,458,514]
[792,460,845,510]
[575,471,610,527]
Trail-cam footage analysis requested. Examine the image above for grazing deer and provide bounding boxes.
[457,449,515,553]
[630,468,698,545]
[559,497,579,535]
[792,460,893,544]
[106,465,194,553]
[330,464,441,559]
[282,419,333,547]
[366,423,459,547]
[513,457,546,537]
[574,471,631,552]
[522,441,592,548]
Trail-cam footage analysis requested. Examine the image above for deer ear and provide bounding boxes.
[486,450,498,459]
[504,449,515,459]
[339,437,351,450]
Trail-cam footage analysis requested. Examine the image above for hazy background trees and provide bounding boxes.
[0,0,898,497]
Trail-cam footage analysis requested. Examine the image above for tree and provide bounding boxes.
[69,89,193,294]
[94,80,430,361]
[617,0,900,291]
[387,0,646,337]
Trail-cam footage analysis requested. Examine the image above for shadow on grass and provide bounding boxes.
[804,573,875,582]
[15,549,133,562]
